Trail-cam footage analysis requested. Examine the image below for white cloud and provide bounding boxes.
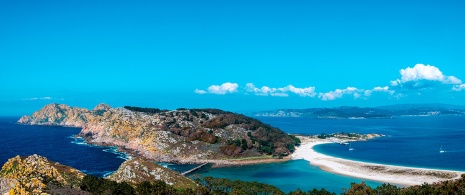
[391,64,462,88]
[373,86,389,91]
[195,82,239,95]
[245,83,315,97]
[453,84,465,91]
[195,64,463,101]
[318,87,362,101]
[194,89,207,94]
[22,97,52,101]
[245,83,276,96]
[271,92,289,97]
[286,85,316,97]
[363,86,395,98]
[364,90,372,97]
[208,82,239,94]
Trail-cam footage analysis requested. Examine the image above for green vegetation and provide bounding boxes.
[80,175,135,194]
[201,176,285,194]
[79,174,465,195]
[340,176,465,194]
[202,112,299,156]
[123,106,168,114]
[152,107,300,157]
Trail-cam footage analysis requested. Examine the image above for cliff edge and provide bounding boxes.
[18,104,300,164]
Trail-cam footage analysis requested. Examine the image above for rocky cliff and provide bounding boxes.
[18,103,92,127]
[106,158,196,189]
[0,154,85,195]
[19,104,300,163]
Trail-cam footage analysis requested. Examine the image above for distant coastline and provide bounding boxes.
[251,103,465,119]
[292,136,464,186]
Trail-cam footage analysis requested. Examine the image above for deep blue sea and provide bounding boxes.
[0,117,129,177]
[257,116,465,171]
[2,115,465,193]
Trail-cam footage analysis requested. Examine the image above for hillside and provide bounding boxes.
[0,154,86,194]
[252,104,465,118]
[106,158,196,189]
[18,104,300,163]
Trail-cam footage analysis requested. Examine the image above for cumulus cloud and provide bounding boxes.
[318,87,362,101]
[390,64,461,89]
[22,97,52,101]
[362,86,395,98]
[286,85,316,97]
[195,64,464,101]
[453,84,465,91]
[373,86,389,92]
[245,83,316,97]
[195,82,239,95]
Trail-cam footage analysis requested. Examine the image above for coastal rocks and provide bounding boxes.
[20,103,300,164]
[106,158,196,189]
[18,103,90,127]
[0,154,85,194]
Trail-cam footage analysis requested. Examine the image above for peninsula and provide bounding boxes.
[18,103,300,165]
[17,103,465,189]
[292,135,465,186]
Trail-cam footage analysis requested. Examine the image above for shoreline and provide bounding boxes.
[292,136,464,186]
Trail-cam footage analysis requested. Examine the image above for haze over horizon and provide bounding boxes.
[1,0,464,116]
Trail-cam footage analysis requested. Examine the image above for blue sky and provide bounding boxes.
[1,0,465,116]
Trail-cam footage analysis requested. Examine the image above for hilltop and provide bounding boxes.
[18,103,300,164]
[106,158,197,189]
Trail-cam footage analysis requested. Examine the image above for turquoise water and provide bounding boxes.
[193,160,382,193]
[193,115,465,193]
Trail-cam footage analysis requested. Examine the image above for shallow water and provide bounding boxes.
[191,159,382,193]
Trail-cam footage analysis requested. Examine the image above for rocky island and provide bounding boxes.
[18,103,300,165]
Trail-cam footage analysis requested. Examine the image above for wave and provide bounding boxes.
[68,135,132,160]
[102,147,132,160]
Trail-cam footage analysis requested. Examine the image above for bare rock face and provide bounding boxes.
[93,103,112,111]
[17,103,90,127]
[0,154,85,194]
[106,158,196,189]
[20,104,300,163]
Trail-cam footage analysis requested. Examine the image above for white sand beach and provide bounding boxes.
[292,136,464,186]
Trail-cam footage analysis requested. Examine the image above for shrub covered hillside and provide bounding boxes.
[123,107,300,158]
[0,155,85,195]
[19,103,300,162]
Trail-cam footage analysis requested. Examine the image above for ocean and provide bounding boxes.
[1,115,465,193]
[257,116,465,171]
[0,117,129,177]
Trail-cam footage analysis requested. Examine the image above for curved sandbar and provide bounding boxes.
[292,136,464,186]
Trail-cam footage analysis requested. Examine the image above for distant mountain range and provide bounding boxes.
[250,104,465,119]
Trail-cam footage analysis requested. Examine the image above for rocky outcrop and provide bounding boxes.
[0,154,85,194]
[107,158,196,189]
[20,104,300,164]
[18,103,91,127]
[93,103,112,111]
